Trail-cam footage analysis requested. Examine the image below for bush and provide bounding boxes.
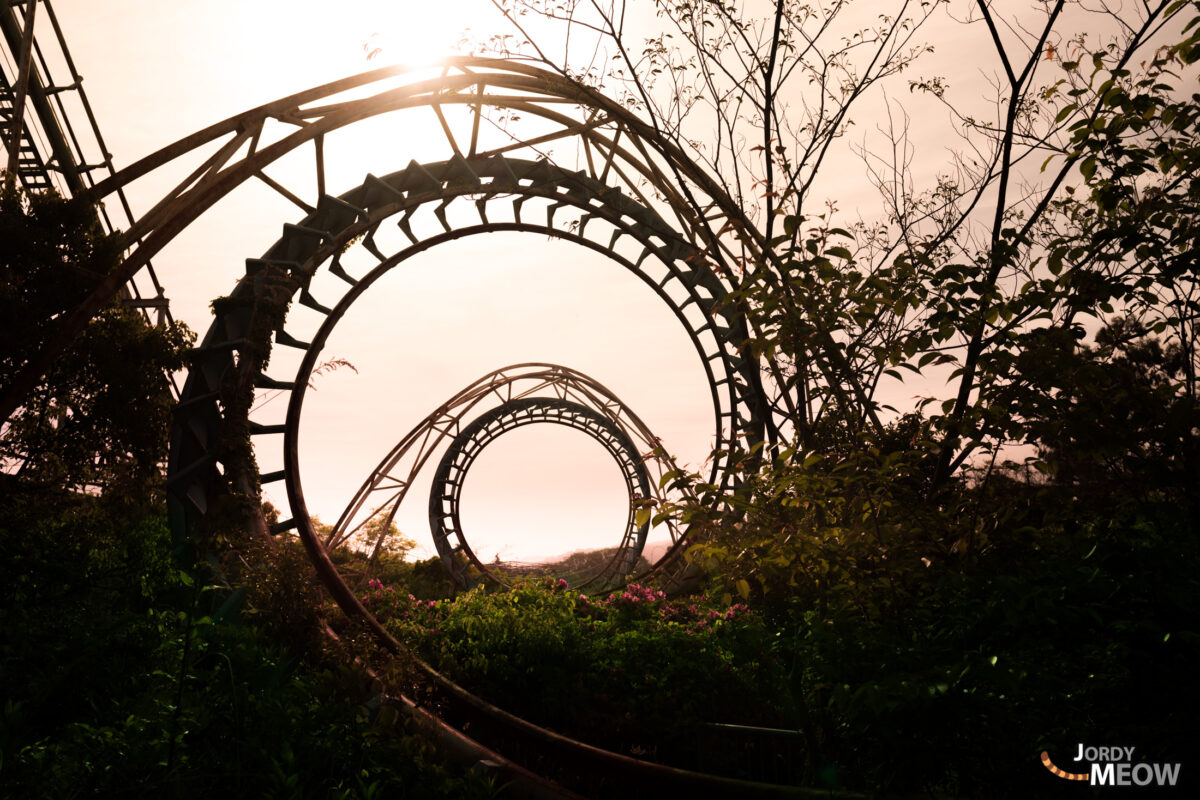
[363,578,785,765]
[0,489,495,799]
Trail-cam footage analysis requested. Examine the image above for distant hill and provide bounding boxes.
[488,539,683,588]
[640,540,677,564]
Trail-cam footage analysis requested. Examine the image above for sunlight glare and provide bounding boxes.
[354,0,485,68]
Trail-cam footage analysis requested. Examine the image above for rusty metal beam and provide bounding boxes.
[2,59,778,424]
[3,0,35,180]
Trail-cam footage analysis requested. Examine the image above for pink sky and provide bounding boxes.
[33,1,1139,560]
[45,0,718,561]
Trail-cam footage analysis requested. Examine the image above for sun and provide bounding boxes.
[351,0,487,68]
[238,0,497,83]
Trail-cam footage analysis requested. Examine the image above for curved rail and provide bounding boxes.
[4,56,790,426]
[155,65,801,797]
[169,156,766,550]
[326,364,677,552]
[427,396,653,590]
[325,363,691,592]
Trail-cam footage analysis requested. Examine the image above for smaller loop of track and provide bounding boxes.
[326,364,687,592]
[430,397,652,591]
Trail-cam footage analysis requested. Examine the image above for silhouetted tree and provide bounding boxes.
[0,184,192,501]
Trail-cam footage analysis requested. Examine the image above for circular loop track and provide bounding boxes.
[429,396,652,590]
[169,156,768,596]
[150,61,794,796]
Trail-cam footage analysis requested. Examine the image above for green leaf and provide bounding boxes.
[1080,155,1097,182]
[634,507,652,529]
[213,587,248,623]
[1054,102,1078,123]
[658,470,681,490]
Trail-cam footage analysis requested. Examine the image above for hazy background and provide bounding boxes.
[46,0,722,561]
[42,0,1049,560]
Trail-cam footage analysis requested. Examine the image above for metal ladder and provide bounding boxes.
[1,0,179,396]
[0,64,52,191]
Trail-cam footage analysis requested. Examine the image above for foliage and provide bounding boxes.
[329,548,460,600]
[5,3,1199,796]
[0,488,496,800]
[0,183,121,384]
[657,314,1198,795]
[483,0,1200,488]
[315,513,424,594]
[765,491,1199,796]
[0,184,193,500]
[359,512,417,560]
[363,578,784,767]
[453,12,1200,791]
[1024,316,1199,502]
[0,174,486,795]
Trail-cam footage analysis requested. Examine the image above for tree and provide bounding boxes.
[477,0,1198,486]
[1025,316,1199,503]
[439,3,1200,626]
[360,511,418,560]
[0,183,193,501]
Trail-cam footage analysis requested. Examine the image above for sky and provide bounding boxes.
[37,0,718,562]
[23,0,1143,562]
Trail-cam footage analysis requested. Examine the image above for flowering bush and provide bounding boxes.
[361,579,787,762]
[360,579,441,630]
[575,583,752,633]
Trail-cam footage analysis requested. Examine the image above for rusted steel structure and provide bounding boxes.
[326,364,689,591]
[5,34,826,791]
[0,0,173,329]
[2,56,781,426]
[136,61,784,793]
[428,395,654,590]
[166,147,765,606]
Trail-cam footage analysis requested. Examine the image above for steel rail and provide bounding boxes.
[325,364,688,593]
[426,397,654,591]
[1,56,781,424]
[167,157,764,563]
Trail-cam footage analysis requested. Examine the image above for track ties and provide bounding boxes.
[274,329,311,350]
[299,289,332,315]
[328,256,359,287]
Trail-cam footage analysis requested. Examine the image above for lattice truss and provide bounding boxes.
[1,0,172,327]
[326,364,690,591]
[59,58,780,606]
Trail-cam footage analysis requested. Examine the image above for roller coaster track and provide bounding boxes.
[325,364,687,593]
[5,12,859,791]
[0,0,175,354]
